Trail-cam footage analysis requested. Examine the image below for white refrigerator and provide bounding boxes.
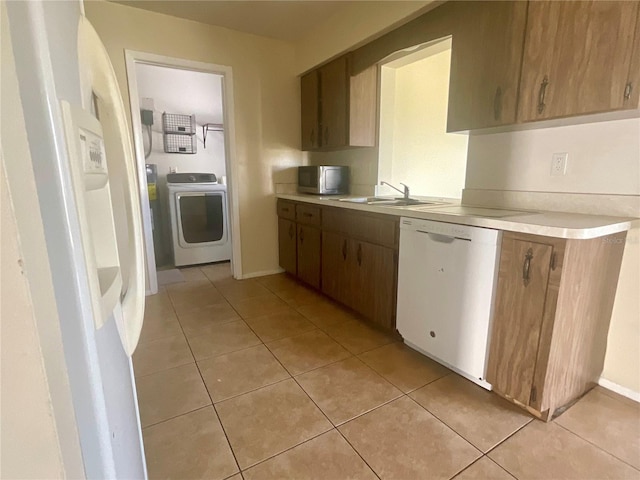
[5,1,147,477]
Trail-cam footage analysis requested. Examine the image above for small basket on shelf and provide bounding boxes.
[162,113,197,154]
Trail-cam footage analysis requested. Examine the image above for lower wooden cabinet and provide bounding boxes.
[486,231,626,420]
[321,230,349,305]
[321,208,399,330]
[346,239,397,330]
[277,217,297,275]
[278,199,399,330]
[297,224,321,289]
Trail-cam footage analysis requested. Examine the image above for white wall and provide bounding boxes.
[294,1,432,74]
[86,0,302,276]
[465,118,640,195]
[379,41,467,199]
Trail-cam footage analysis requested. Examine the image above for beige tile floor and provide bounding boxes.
[134,263,640,480]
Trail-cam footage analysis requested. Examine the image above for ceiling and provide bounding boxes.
[111,1,410,42]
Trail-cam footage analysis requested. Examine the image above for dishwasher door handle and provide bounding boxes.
[417,230,456,243]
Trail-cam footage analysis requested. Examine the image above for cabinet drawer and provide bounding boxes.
[277,199,296,220]
[296,204,321,226]
[323,207,398,248]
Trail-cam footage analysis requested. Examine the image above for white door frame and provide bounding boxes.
[124,51,242,294]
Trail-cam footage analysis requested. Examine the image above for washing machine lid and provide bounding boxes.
[167,172,217,183]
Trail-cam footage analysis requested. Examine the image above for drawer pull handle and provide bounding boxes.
[357,243,362,266]
[537,76,549,114]
[303,212,313,217]
[342,239,347,260]
[523,248,533,286]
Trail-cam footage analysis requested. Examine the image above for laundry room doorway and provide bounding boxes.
[125,51,241,295]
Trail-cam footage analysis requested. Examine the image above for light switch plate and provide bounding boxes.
[551,152,568,176]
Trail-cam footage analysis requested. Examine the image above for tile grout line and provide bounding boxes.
[141,404,213,431]
[284,357,385,480]
[447,455,517,480]
[167,269,245,476]
[239,428,336,474]
[483,418,534,457]
[554,422,640,473]
[134,359,196,380]
[332,428,383,480]
[215,315,339,474]
[263,336,355,379]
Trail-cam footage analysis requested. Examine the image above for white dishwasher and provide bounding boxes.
[396,217,501,390]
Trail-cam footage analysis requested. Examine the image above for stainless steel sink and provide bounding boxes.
[333,197,445,206]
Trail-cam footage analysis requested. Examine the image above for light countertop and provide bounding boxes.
[277,193,639,240]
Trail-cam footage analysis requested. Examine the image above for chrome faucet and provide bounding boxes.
[380,181,410,199]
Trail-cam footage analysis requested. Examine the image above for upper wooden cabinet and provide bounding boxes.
[300,55,377,151]
[300,72,320,150]
[320,57,349,149]
[518,1,640,122]
[447,1,528,131]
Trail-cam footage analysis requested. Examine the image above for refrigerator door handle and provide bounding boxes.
[78,18,145,356]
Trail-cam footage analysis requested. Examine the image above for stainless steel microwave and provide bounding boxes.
[298,166,349,195]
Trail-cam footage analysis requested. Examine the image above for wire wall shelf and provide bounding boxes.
[162,113,196,135]
[162,113,197,154]
[163,133,197,154]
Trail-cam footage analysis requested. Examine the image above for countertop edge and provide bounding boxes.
[276,194,638,240]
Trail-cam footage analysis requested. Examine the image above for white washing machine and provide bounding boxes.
[167,173,232,266]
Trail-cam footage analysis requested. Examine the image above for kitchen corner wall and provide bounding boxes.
[465,118,640,395]
[85,0,302,277]
[294,1,432,74]
[465,118,640,195]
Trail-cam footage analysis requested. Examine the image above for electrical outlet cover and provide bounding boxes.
[551,152,568,176]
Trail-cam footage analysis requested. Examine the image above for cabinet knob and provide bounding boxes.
[493,86,503,121]
[624,82,633,100]
[523,248,534,286]
[537,76,549,114]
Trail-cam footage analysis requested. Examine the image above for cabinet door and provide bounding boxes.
[319,57,348,148]
[447,1,528,131]
[297,224,321,289]
[278,218,297,275]
[486,237,553,406]
[350,240,397,329]
[321,230,349,304]
[301,71,319,150]
[518,1,640,122]
[624,9,640,109]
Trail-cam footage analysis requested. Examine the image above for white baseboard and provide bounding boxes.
[598,377,640,403]
[239,268,285,280]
